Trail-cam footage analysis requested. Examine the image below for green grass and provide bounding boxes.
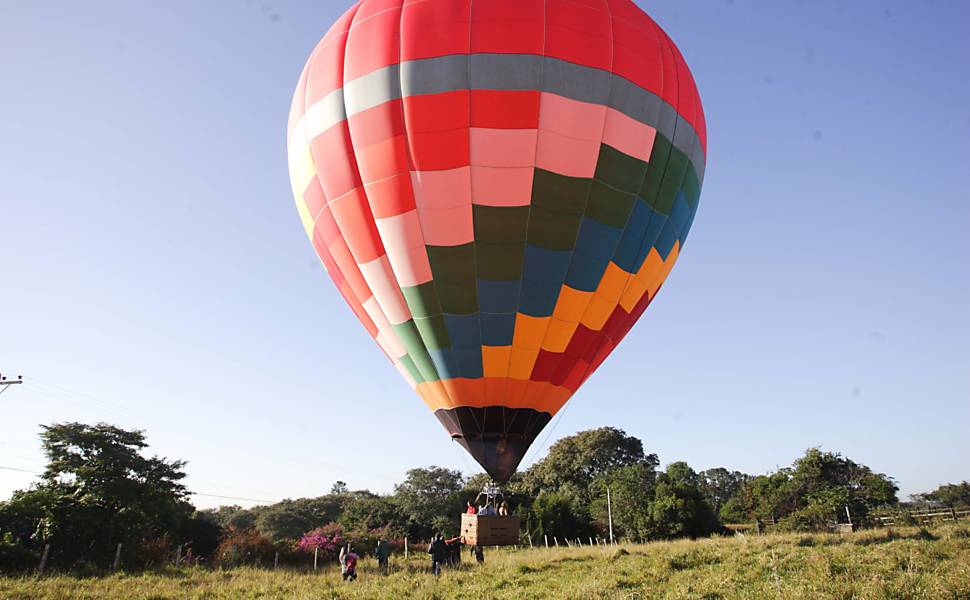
[3,525,969,599]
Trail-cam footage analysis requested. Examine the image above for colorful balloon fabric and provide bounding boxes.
[287,0,706,482]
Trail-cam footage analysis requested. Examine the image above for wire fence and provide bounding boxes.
[725,505,969,534]
[22,532,622,577]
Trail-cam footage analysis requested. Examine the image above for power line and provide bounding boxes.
[0,465,41,475]
[0,373,24,395]
[26,377,400,482]
[190,492,276,505]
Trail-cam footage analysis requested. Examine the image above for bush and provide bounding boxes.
[133,534,176,569]
[0,535,38,573]
[297,523,344,561]
[213,528,278,568]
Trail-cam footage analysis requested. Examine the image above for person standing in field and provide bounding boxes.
[428,534,448,576]
[445,536,462,567]
[470,544,484,564]
[375,538,391,575]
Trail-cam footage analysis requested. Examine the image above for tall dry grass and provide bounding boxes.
[3,524,969,599]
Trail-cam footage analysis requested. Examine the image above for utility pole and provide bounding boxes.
[607,486,615,545]
[0,373,23,395]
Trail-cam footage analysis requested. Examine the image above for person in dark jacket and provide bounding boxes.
[428,534,448,576]
[375,538,391,575]
[445,536,462,567]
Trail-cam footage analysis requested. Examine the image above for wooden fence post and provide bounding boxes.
[274,552,279,569]
[175,545,182,567]
[526,533,533,548]
[404,537,408,559]
[313,547,319,571]
[565,538,571,547]
[951,507,959,522]
[544,535,548,548]
[37,544,50,575]
[589,537,594,547]
[113,543,123,570]
[553,536,558,547]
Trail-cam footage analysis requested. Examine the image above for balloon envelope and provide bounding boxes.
[287,0,706,482]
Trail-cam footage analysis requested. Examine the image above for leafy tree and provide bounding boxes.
[782,448,897,528]
[0,422,192,568]
[721,471,792,523]
[253,495,346,542]
[199,505,260,531]
[522,427,656,501]
[589,462,658,541]
[913,481,970,507]
[179,512,223,559]
[393,467,465,539]
[524,491,592,541]
[337,494,401,535]
[0,532,38,572]
[720,449,898,530]
[645,463,720,539]
[698,468,749,513]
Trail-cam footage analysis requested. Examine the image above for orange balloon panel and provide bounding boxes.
[287,0,706,482]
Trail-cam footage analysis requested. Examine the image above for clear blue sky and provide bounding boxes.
[2,1,967,508]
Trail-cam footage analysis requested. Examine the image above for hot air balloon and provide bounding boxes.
[287,0,706,485]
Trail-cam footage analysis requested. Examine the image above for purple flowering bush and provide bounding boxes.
[297,523,343,559]
[296,523,406,561]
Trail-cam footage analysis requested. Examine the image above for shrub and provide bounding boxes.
[213,528,278,568]
[0,534,38,573]
[297,523,344,560]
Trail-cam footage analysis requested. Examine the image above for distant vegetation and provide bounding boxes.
[0,422,964,573]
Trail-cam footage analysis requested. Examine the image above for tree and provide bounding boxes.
[913,481,970,507]
[199,505,260,531]
[646,463,720,539]
[524,491,592,541]
[337,493,401,535]
[522,427,656,501]
[254,495,345,541]
[781,448,897,529]
[0,422,192,568]
[179,512,223,559]
[392,467,465,539]
[589,462,658,541]
[698,468,749,513]
[720,448,899,531]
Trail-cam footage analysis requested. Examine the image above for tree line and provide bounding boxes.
[1,422,966,572]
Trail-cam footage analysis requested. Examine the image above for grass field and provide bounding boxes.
[3,525,969,599]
